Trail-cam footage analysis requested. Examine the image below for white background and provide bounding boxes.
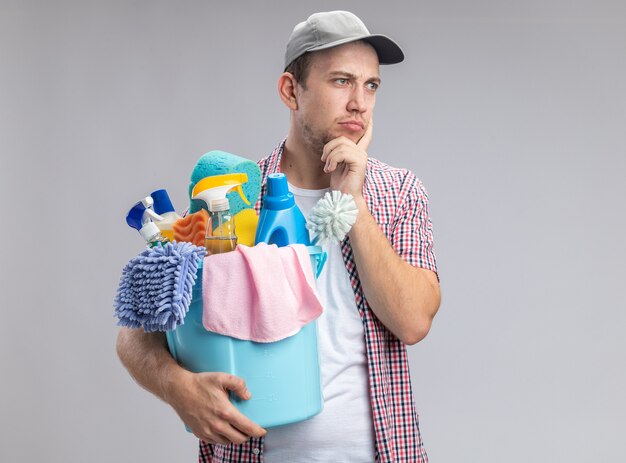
[1,1,624,461]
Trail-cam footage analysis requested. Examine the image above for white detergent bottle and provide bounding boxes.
[150,189,182,242]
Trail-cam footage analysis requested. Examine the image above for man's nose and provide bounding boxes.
[347,85,367,113]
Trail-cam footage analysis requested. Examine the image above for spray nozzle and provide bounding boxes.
[191,173,250,211]
[140,196,164,224]
[126,196,167,245]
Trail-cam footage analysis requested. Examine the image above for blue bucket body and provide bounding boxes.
[167,175,327,429]
[166,251,324,429]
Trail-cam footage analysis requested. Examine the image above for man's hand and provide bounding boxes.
[321,120,373,198]
[116,329,266,446]
[168,370,267,445]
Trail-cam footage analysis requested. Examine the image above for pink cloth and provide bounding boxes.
[202,243,323,342]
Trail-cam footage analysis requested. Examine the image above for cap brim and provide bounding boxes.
[307,34,404,65]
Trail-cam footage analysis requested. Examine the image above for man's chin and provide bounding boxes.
[326,132,360,144]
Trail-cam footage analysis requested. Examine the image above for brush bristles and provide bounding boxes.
[306,191,358,244]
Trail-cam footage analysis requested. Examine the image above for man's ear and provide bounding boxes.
[278,72,299,110]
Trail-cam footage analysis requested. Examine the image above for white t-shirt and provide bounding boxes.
[263,184,375,462]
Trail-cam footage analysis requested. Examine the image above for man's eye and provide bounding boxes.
[366,82,379,91]
[335,78,348,85]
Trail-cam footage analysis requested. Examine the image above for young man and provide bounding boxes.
[117,11,440,463]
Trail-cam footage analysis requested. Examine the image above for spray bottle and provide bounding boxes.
[126,196,169,247]
[191,173,250,255]
[150,189,182,242]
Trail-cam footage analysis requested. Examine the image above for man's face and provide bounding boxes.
[293,41,380,154]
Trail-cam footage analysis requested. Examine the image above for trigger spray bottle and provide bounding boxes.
[204,197,236,255]
[125,196,170,247]
[191,173,250,255]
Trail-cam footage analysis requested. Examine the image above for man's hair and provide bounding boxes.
[285,39,377,89]
[285,52,314,88]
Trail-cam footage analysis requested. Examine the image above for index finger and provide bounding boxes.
[357,119,373,151]
[227,404,267,438]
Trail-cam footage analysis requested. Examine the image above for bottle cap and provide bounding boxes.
[264,173,295,210]
[151,189,175,214]
[139,222,162,242]
[209,197,230,212]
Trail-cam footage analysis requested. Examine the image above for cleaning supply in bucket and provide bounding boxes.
[168,172,325,429]
[126,196,169,247]
[204,198,237,255]
[191,174,245,255]
[306,191,358,245]
[150,189,182,242]
[188,151,261,215]
[172,209,209,247]
[192,172,251,213]
[202,242,323,342]
[188,151,262,246]
[255,173,310,246]
[113,241,206,332]
[221,208,258,247]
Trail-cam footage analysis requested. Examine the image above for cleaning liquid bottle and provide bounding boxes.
[205,197,237,255]
[150,189,182,242]
[126,196,169,247]
[191,173,250,254]
[255,173,310,246]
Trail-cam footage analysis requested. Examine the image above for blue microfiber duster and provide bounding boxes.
[114,242,206,332]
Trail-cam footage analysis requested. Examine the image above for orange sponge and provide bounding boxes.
[173,209,209,247]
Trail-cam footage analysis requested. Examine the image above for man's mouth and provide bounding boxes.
[338,120,365,132]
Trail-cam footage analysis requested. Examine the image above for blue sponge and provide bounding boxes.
[113,242,206,332]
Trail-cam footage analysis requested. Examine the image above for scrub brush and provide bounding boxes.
[307,191,358,244]
[113,241,206,332]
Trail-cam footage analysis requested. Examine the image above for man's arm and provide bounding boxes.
[322,124,440,344]
[116,328,267,444]
[347,199,440,344]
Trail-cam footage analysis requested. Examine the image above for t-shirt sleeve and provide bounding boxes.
[390,171,438,278]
